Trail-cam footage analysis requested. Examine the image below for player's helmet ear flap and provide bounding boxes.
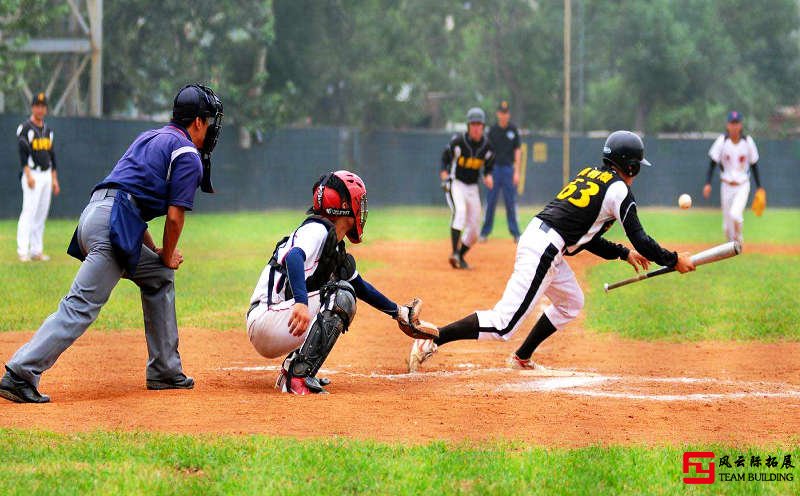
[310,170,368,244]
[172,84,224,193]
[602,130,652,177]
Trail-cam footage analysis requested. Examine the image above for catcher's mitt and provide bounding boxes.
[396,298,439,340]
[752,187,767,217]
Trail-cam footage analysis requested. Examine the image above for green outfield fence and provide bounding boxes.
[2,114,798,218]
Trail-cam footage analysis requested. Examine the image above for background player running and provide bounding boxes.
[247,170,434,395]
[703,110,765,244]
[440,107,495,269]
[410,130,695,372]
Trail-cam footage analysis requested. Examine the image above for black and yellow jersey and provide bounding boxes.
[537,165,677,267]
[17,119,56,171]
[440,133,495,184]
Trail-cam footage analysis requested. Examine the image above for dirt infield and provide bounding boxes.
[2,240,799,446]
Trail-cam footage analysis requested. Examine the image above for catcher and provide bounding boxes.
[246,170,437,395]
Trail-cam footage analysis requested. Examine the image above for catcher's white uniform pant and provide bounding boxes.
[476,217,583,340]
[247,292,322,359]
[720,181,749,243]
[17,168,53,258]
[446,178,481,247]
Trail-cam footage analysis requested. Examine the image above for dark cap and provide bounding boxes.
[31,92,48,106]
[497,100,510,112]
[727,110,742,123]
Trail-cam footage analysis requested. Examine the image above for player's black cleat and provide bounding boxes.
[0,367,50,403]
[146,373,195,390]
[459,257,470,270]
[449,253,460,269]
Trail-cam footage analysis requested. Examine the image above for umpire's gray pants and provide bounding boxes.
[5,194,185,387]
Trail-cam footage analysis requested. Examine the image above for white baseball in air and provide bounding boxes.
[678,193,692,209]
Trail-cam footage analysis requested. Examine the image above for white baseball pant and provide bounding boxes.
[247,291,322,359]
[446,178,481,247]
[17,168,53,258]
[476,217,584,340]
[720,181,750,243]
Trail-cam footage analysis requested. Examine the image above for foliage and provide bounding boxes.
[1,0,800,133]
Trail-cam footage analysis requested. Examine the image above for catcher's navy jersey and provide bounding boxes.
[441,133,495,184]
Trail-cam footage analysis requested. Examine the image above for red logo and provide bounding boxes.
[739,155,746,163]
[683,452,716,484]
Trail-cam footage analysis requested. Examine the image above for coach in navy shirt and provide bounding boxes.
[0,84,223,403]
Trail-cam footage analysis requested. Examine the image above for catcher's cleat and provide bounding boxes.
[508,353,543,371]
[448,252,460,269]
[275,368,329,395]
[408,339,437,373]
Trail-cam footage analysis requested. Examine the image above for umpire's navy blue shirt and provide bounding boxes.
[95,124,202,221]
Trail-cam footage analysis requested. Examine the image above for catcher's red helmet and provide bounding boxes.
[311,170,368,243]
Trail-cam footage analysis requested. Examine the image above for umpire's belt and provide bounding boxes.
[91,188,139,209]
[534,217,566,254]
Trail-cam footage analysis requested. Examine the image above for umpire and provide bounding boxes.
[480,101,521,242]
[0,84,223,403]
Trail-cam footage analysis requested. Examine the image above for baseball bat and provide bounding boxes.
[603,241,742,293]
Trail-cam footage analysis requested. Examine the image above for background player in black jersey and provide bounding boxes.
[16,92,60,262]
[410,130,695,372]
[440,107,495,269]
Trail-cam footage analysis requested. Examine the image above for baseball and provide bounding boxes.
[678,193,692,209]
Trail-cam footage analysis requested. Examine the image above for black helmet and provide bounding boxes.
[172,84,223,124]
[466,107,486,124]
[172,84,224,193]
[602,130,651,177]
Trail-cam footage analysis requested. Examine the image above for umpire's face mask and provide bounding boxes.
[199,93,223,193]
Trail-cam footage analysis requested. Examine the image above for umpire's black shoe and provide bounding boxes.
[0,367,50,403]
[146,374,195,390]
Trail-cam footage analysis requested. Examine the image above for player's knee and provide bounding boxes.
[323,280,357,328]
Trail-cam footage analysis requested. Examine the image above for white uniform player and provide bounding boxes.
[247,220,360,358]
[247,171,423,395]
[440,107,495,269]
[410,131,695,372]
[16,93,60,262]
[703,111,763,244]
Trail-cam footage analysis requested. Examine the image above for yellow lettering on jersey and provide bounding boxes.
[556,176,601,208]
[586,169,601,179]
[598,171,613,183]
[578,167,591,177]
[31,137,51,151]
[461,157,484,170]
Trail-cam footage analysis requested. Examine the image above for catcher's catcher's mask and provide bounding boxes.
[309,171,368,243]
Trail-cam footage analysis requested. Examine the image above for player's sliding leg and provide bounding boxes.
[409,234,562,371]
[277,281,356,395]
[511,258,583,368]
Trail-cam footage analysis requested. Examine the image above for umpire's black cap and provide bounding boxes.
[31,92,48,106]
[497,100,510,112]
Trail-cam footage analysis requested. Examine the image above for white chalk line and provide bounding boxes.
[220,364,800,402]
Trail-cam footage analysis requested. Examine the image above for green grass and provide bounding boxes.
[585,253,800,341]
[0,430,796,495]
[0,207,798,333]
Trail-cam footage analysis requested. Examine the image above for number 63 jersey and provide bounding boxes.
[537,166,636,255]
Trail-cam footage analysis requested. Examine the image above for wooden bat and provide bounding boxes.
[603,241,742,293]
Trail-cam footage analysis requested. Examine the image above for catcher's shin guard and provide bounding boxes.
[288,281,357,381]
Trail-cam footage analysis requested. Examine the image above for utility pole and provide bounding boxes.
[562,0,571,185]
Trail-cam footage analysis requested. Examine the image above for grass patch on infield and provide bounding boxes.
[585,252,800,341]
[0,207,796,333]
[0,430,797,495]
